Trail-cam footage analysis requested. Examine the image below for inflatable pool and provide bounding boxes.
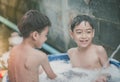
[48,53,120,68]
[42,53,120,82]
[2,53,120,82]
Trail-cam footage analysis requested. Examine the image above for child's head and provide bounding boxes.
[70,15,95,48]
[71,15,94,31]
[18,10,51,38]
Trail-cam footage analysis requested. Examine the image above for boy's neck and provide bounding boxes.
[21,39,35,48]
[77,44,93,52]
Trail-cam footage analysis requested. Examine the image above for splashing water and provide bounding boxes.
[39,60,120,82]
[104,44,120,68]
[1,45,120,82]
[2,53,120,82]
[93,44,120,82]
[109,44,120,60]
[39,45,120,82]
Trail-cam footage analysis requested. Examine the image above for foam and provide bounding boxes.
[39,60,120,82]
[2,60,120,82]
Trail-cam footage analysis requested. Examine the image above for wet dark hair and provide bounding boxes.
[18,10,51,38]
[71,15,94,31]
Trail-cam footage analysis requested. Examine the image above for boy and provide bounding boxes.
[8,10,56,82]
[67,15,110,82]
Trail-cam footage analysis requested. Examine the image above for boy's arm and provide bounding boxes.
[38,66,43,74]
[67,48,75,67]
[41,54,57,79]
[98,46,110,68]
[94,46,111,82]
[95,75,107,82]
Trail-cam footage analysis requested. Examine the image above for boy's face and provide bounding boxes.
[70,21,94,48]
[35,27,49,48]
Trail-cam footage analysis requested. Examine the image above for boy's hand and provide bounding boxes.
[95,75,107,82]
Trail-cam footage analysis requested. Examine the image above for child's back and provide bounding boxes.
[8,10,56,82]
[8,44,46,82]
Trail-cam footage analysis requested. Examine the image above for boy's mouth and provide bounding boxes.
[80,40,89,44]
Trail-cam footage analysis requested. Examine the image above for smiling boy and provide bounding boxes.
[67,15,110,82]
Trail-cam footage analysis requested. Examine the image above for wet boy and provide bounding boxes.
[67,15,110,82]
[8,10,56,82]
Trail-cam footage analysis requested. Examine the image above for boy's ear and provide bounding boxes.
[31,31,39,40]
[69,29,73,39]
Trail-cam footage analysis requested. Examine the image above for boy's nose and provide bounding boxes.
[81,33,87,38]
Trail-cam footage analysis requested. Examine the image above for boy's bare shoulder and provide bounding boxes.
[94,44,105,52]
[93,44,106,56]
[67,47,77,56]
[67,47,76,53]
[34,49,47,59]
[26,49,48,66]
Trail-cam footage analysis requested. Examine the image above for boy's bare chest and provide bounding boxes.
[71,53,100,69]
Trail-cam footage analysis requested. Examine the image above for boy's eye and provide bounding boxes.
[76,31,82,34]
[87,30,92,33]
[87,31,91,33]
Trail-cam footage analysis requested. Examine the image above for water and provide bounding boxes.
[2,59,120,82]
[93,44,120,82]
[39,45,120,82]
[2,45,120,82]
[39,60,120,82]
[103,44,120,68]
